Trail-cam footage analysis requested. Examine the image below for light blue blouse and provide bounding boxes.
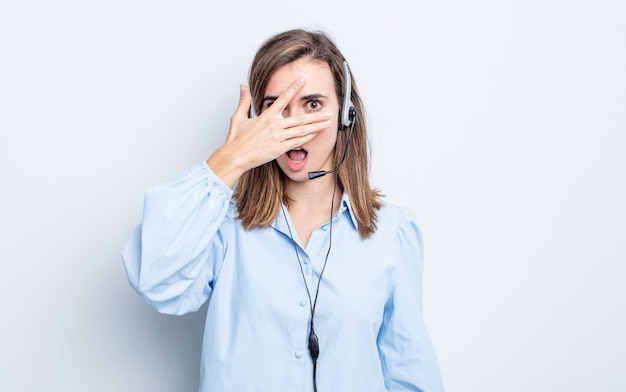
[122,161,443,391]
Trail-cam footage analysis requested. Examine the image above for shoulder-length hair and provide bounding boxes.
[234,28,383,238]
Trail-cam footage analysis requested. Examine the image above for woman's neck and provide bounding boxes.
[285,174,341,214]
[284,174,342,248]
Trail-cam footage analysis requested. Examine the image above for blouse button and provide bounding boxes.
[303,257,309,264]
[295,351,303,359]
[300,299,307,307]
[321,224,329,231]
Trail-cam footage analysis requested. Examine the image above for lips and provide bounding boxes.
[287,147,307,162]
[284,147,309,171]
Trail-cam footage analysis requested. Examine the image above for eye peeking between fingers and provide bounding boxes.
[260,95,327,115]
[305,99,323,112]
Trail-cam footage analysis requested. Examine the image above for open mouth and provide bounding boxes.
[286,147,308,163]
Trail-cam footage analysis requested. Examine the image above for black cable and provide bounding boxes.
[275,171,338,392]
[308,113,356,180]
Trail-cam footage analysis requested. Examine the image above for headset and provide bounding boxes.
[308,60,356,179]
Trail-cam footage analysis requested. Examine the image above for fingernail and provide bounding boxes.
[297,77,305,84]
[324,112,332,118]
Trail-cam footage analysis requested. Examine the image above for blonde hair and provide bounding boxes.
[234,29,382,238]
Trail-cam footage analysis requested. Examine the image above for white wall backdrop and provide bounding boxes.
[1,1,624,391]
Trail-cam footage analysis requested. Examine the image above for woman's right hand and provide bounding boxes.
[207,77,332,188]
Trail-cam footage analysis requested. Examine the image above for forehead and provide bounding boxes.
[265,59,336,96]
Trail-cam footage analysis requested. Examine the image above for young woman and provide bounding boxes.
[123,28,443,391]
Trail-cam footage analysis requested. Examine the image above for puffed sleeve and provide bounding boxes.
[122,161,233,315]
[377,207,444,391]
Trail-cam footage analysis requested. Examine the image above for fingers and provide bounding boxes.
[264,77,306,117]
[282,111,332,129]
[277,116,332,153]
[233,84,252,120]
[282,133,319,151]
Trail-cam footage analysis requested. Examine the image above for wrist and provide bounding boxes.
[207,147,246,188]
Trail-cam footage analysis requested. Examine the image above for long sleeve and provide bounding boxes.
[122,161,234,315]
[377,207,444,391]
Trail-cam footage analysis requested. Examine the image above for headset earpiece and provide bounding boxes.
[339,61,356,130]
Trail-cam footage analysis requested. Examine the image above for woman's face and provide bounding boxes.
[261,58,339,183]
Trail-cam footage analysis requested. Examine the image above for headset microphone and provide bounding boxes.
[308,61,356,180]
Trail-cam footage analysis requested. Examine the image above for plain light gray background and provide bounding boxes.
[1,0,624,391]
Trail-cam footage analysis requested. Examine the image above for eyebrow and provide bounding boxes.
[261,93,329,106]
